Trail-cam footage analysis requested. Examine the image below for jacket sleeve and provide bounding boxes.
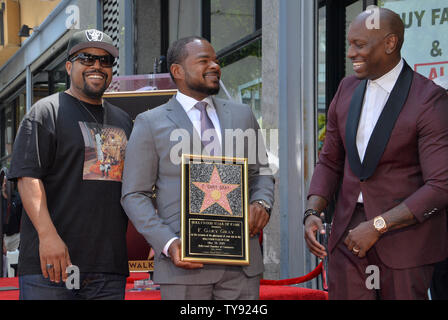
[121,113,177,258]
[403,91,448,223]
[307,78,347,202]
[246,105,275,209]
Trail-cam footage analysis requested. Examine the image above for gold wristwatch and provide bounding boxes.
[373,216,388,234]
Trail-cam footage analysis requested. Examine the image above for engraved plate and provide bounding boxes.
[181,154,249,265]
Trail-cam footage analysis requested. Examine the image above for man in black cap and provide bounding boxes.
[8,29,132,300]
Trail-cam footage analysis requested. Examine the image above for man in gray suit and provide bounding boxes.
[121,36,274,300]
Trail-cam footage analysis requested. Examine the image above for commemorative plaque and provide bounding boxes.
[181,154,250,265]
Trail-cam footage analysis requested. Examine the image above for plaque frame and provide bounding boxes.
[181,154,250,266]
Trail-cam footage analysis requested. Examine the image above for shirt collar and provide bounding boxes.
[176,91,215,113]
[368,58,403,94]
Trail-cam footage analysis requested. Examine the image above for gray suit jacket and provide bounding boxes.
[121,96,274,285]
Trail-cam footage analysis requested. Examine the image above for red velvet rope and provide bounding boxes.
[260,262,323,286]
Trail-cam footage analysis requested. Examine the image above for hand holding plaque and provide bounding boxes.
[168,239,204,270]
[249,202,270,237]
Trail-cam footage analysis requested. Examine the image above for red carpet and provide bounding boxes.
[0,273,327,300]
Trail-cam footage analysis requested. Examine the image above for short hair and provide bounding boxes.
[356,8,405,52]
[380,8,405,51]
[167,36,208,81]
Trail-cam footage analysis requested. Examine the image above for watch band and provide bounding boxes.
[252,199,271,215]
[303,209,321,225]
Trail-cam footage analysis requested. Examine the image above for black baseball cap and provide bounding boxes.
[67,29,118,58]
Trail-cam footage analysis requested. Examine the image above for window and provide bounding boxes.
[317,5,326,154]
[202,0,262,125]
[33,72,50,104]
[317,0,366,155]
[15,93,26,132]
[1,107,13,159]
[345,1,364,77]
[0,86,26,168]
[49,67,69,94]
[379,0,448,81]
[0,3,4,46]
[217,37,262,123]
[210,0,258,52]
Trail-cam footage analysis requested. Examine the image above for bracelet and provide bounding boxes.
[303,209,321,225]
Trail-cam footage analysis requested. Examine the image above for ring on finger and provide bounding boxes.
[46,264,54,269]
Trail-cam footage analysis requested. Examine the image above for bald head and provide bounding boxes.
[347,7,404,80]
[355,7,405,51]
[382,8,405,49]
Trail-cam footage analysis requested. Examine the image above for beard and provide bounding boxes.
[82,71,109,99]
[192,84,220,96]
[185,74,221,96]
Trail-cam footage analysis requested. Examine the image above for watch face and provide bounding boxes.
[374,218,385,230]
[263,202,271,210]
[257,200,269,210]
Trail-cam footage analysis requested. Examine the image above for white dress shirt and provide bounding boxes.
[176,91,222,144]
[356,59,403,203]
[163,91,223,256]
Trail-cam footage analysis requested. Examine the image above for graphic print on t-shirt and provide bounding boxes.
[79,121,128,181]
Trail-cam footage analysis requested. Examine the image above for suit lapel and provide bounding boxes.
[345,80,367,179]
[361,62,413,180]
[212,97,232,151]
[165,97,202,155]
[166,96,231,156]
[345,62,414,181]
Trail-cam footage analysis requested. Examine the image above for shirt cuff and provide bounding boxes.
[163,237,179,257]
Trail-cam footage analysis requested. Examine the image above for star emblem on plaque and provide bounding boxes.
[181,154,249,266]
[192,165,240,216]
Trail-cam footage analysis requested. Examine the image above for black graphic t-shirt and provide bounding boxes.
[8,92,133,276]
[79,118,129,182]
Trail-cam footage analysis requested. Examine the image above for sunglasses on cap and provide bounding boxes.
[69,52,115,68]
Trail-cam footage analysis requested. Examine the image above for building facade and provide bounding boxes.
[0,0,446,287]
